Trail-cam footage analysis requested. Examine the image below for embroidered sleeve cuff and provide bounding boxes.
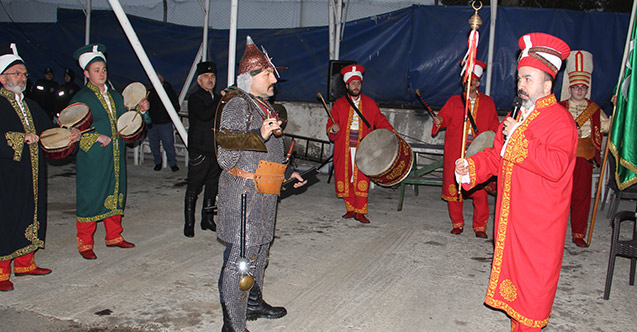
[454,158,470,184]
[5,131,25,161]
[467,158,478,189]
[80,132,100,152]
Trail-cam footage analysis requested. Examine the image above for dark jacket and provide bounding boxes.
[148,81,180,125]
[187,87,220,156]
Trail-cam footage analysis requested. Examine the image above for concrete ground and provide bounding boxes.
[1,157,636,332]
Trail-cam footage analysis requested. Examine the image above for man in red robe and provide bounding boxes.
[432,60,500,237]
[456,33,577,331]
[558,50,610,247]
[326,64,394,223]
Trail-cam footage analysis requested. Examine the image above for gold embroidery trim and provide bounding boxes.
[105,236,124,245]
[503,112,536,164]
[76,237,94,252]
[87,82,123,212]
[499,279,518,302]
[574,101,598,128]
[80,132,100,152]
[0,88,43,261]
[76,209,123,223]
[484,147,550,329]
[5,131,25,161]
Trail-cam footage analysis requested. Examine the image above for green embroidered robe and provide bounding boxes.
[70,83,148,222]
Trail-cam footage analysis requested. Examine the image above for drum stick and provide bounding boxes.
[132,91,150,121]
[415,89,437,119]
[41,126,95,139]
[40,132,58,139]
[117,125,129,136]
[316,92,336,123]
[79,127,96,134]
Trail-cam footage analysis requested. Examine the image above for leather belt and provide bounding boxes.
[229,168,254,180]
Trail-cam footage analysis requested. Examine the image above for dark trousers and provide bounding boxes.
[148,123,177,167]
[186,152,221,203]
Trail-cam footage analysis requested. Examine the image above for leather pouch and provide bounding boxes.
[253,160,286,195]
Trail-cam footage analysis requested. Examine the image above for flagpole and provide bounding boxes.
[458,2,482,196]
[586,0,637,247]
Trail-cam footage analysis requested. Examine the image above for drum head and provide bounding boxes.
[58,102,89,127]
[40,128,72,150]
[117,111,144,136]
[466,130,495,157]
[122,82,147,109]
[356,128,399,177]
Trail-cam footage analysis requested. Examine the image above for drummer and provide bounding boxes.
[70,43,150,260]
[326,64,395,224]
[432,59,500,238]
[0,43,78,291]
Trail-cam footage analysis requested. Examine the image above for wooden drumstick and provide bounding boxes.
[42,126,96,139]
[79,127,96,135]
[117,125,129,136]
[316,92,336,123]
[415,89,437,119]
[40,132,58,139]
[132,91,150,121]
[42,127,95,144]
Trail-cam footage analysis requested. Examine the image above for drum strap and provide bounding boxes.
[345,95,371,129]
[460,95,479,134]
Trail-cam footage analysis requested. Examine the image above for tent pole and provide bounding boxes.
[85,0,91,45]
[228,0,238,86]
[485,0,497,96]
[106,0,188,146]
[178,43,204,106]
[202,0,210,61]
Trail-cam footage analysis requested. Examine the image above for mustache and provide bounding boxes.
[517,89,529,97]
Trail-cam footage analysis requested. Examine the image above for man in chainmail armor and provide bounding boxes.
[215,36,306,332]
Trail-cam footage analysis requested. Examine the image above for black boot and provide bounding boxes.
[201,197,216,232]
[221,302,250,332]
[184,190,197,237]
[246,285,287,321]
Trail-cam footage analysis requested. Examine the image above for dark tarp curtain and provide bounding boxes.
[0,5,628,113]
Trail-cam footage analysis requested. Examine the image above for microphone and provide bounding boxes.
[504,96,523,139]
[511,96,523,121]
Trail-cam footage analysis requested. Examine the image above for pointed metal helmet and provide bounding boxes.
[238,36,281,77]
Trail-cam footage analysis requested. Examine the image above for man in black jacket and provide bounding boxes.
[184,61,221,237]
[147,72,180,172]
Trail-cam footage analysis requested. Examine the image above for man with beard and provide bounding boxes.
[326,64,395,223]
[558,50,610,247]
[215,36,306,332]
[0,43,78,291]
[455,33,577,331]
[432,60,500,237]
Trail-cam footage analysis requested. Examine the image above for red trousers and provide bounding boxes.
[570,157,593,240]
[0,251,36,281]
[447,188,489,232]
[511,319,541,331]
[343,182,368,214]
[76,215,124,252]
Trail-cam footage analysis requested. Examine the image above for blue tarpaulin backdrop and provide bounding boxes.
[0,6,628,113]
